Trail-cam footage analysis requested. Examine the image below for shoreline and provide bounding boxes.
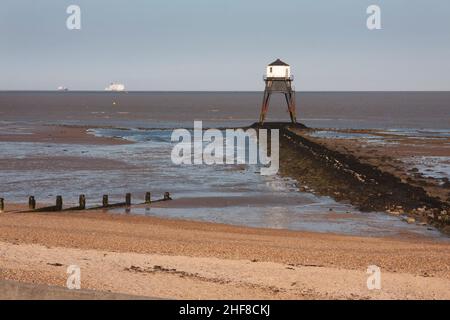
[1,203,446,242]
[1,122,449,235]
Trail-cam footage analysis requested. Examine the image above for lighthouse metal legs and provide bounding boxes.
[259,90,271,124]
[259,88,297,125]
[284,92,297,123]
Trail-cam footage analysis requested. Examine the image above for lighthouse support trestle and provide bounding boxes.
[259,77,297,125]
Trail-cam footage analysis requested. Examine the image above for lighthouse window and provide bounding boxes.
[270,67,273,73]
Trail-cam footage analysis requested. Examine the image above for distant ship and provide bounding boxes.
[57,86,69,91]
[105,83,125,92]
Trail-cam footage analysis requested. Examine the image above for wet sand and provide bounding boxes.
[0,124,135,171]
[0,156,135,171]
[0,124,130,145]
[0,209,449,299]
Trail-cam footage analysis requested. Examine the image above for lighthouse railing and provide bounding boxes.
[263,75,294,81]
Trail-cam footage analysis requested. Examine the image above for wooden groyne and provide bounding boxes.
[0,192,172,213]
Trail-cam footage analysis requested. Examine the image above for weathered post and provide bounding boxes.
[28,196,36,210]
[56,196,63,211]
[145,192,151,204]
[102,195,109,207]
[79,195,86,210]
[126,193,131,206]
[0,198,4,213]
[164,192,172,201]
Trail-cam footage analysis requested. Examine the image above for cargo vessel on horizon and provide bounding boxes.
[105,83,125,92]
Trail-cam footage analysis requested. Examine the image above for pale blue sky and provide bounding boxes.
[1,0,449,91]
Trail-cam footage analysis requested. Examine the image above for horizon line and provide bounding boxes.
[1,90,450,93]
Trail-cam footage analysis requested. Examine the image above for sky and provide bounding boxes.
[1,0,450,91]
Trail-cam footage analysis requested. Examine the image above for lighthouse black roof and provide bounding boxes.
[268,59,289,66]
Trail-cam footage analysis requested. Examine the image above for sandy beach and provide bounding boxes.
[0,208,450,300]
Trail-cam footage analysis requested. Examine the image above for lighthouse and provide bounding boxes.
[259,59,297,124]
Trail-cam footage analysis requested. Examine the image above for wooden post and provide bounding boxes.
[0,198,4,213]
[28,196,36,210]
[164,192,172,201]
[102,195,109,207]
[145,192,151,204]
[79,195,86,210]
[126,193,131,206]
[56,196,63,211]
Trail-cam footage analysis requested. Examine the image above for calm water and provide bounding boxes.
[1,91,449,129]
[0,91,449,239]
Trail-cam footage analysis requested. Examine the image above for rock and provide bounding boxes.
[418,222,427,226]
[406,217,416,224]
[387,209,401,215]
